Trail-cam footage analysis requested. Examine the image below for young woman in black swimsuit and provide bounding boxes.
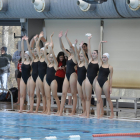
[44,33,60,115]
[19,36,31,113]
[73,40,88,116]
[59,31,78,116]
[34,32,47,113]
[95,41,114,119]
[24,36,39,113]
[85,35,103,118]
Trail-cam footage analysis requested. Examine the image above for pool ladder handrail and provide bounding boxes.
[0,88,13,110]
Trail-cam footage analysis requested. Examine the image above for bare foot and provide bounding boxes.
[41,111,45,114]
[34,110,38,113]
[86,113,90,118]
[59,112,63,116]
[69,112,75,116]
[18,110,23,113]
[100,113,104,118]
[55,111,60,115]
[14,102,20,105]
[43,110,49,114]
[109,114,114,119]
[79,111,87,117]
[46,111,51,115]
[27,110,33,113]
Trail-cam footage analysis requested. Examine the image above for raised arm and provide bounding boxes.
[44,42,50,65]
[88,36,92,62]
[74,39,80,64]
[58,31,70,57]
[24,36,35,60]
[30,36,35,48]
[49,43,58,68]
[80,46,88,69]
[65,30,75,54]
[78,42,84,54]
[98,41,107,67]
[36,32,44,57]
[50,32,54,48]
[109,66,113,94]
[21,36,25,63]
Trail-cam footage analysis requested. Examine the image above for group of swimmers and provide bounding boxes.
[18,30,114,119]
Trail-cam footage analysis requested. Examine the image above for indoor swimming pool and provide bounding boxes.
[0,112,140,140]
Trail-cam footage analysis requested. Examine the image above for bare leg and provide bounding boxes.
[100,97,104,118]
[68,96,72,105]
[80,80,87,116]
[85,77,92,118]
[77,81,86,116]
[35,76,46,113]
[95,81,102,119]
[59,77,70,116]
[51,80,60,115]
[27,77,36,113]
[42,76,47,113]
[68,87,72,105]
[19,78,26,113]
[34,77,41,113]
[44,81,51,115]
[69,73,77,116]
[15,78,21,104]
[103,81,114,119]
[93,78,104,118]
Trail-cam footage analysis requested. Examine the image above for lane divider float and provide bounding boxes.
[92,132,140,137]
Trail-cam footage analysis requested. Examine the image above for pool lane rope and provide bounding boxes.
[92,132,140,137]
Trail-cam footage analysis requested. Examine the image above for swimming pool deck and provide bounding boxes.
[0,102,140,121]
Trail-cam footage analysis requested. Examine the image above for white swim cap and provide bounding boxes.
[85,33,92,37]
[40,47,45,51]
[103,53,109,59]
[72,44,75,47]
[25,51,29,56]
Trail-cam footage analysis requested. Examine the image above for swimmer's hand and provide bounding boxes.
[24,35,28,41]
[39,31,44,38]
[65,30,68,37]
[100,41,107,43]
[45,42,49,49]
[75,39,78,45]
[34,35,38,41]
[88,35,92,40]
[22,36,25,40]
[50,32,54,38]
[79,41,83,47]
[58,31,63,38]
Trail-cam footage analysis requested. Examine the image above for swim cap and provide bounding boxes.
[72,44,75,47]
[40,47,45,51]
[103,53,109,59]
[25,51,29,55]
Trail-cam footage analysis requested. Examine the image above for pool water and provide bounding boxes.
[0,112,140,140]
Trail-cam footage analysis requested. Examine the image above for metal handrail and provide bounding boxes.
[0,88,13,110]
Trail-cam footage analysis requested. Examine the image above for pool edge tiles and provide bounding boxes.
[0,110,140,122]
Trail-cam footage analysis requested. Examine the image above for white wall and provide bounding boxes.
[45,19,100,55]
[104,19,140,88]
[45,19,140,88]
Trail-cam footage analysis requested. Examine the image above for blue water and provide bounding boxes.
[0,112,140,140]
